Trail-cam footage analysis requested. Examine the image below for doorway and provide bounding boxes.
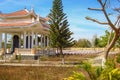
[12,35,19,53]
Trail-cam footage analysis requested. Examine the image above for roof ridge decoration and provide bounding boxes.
[0,9,30,18]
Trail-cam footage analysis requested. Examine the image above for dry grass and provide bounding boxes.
[0,66,80,80]
[0,55,98,80]
[39,54,97,61]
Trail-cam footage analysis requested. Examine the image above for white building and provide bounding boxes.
[0,8,49,56]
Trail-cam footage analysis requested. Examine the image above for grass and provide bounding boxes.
[0,54,98,80]
[39,54,97,61]
[0,66,80,80]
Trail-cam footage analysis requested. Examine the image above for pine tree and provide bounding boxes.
[48,0,74,64]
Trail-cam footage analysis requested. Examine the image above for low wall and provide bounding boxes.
[14,48,36,55]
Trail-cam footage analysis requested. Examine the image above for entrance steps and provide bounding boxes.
[2,54,14,60]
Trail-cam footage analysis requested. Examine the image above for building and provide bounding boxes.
[0,8,50,58]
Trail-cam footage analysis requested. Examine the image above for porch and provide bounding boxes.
[0,48,56,60]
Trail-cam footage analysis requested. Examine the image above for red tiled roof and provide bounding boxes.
[0,22,32,27]
[0,22,50,29]
[0,9,29,17]
[44,17,50,21]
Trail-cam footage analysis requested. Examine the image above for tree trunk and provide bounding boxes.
[107,30,113,46]
[60,47,65,65]
[105,33,119,60]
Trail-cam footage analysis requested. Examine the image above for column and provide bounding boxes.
[28,33,30,48]
[0,33,2,48]
[31,32,34,48]
[19,34,21,48]
[24,32,26,48]
[41,35,43,48]
[47,36,49,47]
[4,33,7,53]
[35,33,38,47]
[44,35,46,47]
[11,34,13,51]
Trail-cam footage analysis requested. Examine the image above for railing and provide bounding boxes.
[36,48,56,56]
[14,48,56,56]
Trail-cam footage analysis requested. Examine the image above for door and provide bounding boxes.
[12,35,19,53]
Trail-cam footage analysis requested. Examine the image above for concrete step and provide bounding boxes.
[2,54,13,60]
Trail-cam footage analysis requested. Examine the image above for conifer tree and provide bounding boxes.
[48,0,74,64]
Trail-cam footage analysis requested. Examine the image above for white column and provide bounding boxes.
[28,33,30,48]
[47,36,49,47]
[31,32,34,48]
[24,32,26,48]
[44,35,46,47]
[35,33,38,47]
[41,35,43,48]
[19,34,21,48]
[0,33,2,48]
[11,34,13,51]
[32,17,35,22]
[4,33,7,53]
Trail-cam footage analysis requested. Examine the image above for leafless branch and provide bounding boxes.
[114,8,120,13]
[115,16,120,26]
[103,0,107,7]
[88,8,103,11]
[98,0,117,31]
[85,17,108,25]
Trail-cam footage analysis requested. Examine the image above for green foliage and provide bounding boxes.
[99,68,120,80]
[80,62,97,80]
[39,55,48,61]
[97,30,113,47]
[98,58,116,80]
[48,0,74,49]
[80,62,92,72]
[96,66,103,77]
[116,53,120,63]
[64,71,86,80]
[17,54,22,62]
[94,38,100,47]
[105,58,115,69]
[73,39,91,48]
[96,30,120,48]
[108,68,120,80]
[65,58,120,80]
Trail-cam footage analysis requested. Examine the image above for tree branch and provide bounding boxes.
[98,0,117,32]
[103,0,108,7]
[114,16,120,26]
[114,8,120,13]
[88,8,103,11]
[85,17,108,25]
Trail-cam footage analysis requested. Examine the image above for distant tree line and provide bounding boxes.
[73,30,120,48]
[73,39,91,48]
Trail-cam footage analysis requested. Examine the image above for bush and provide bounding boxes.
[116,54,120,63]
[64,71,86,80]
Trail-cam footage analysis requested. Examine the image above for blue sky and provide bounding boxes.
[0,0,117,40]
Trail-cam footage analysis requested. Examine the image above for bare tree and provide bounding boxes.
[86,0,120,60]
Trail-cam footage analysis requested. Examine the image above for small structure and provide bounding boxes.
[0,8,50,59]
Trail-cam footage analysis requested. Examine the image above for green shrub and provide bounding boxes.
[116,54,120,63]
[64,71,86,80]
[96,66,103,77]
[39,55,48,61]
[17,54,22,62]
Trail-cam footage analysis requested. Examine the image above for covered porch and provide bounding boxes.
[0,26,49,55]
